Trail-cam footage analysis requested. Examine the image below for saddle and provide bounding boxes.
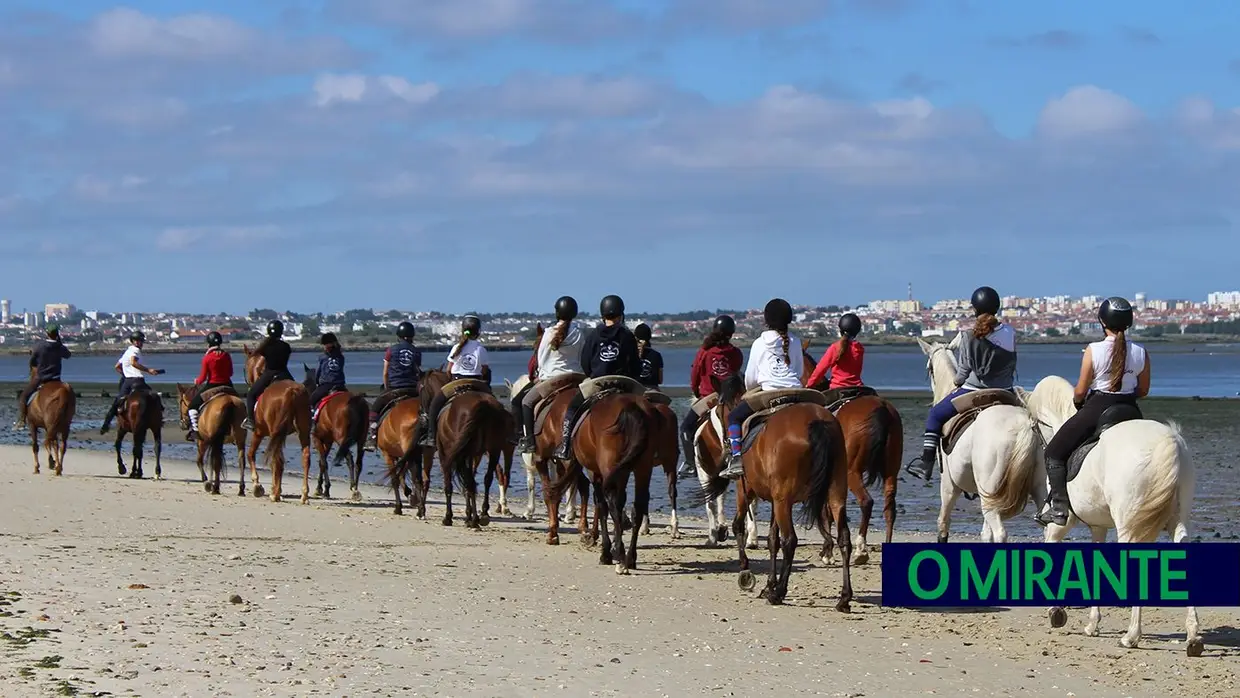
[376,389,418,425]
[198,385,238,409]
[531,376,586,436]
[1065,403,1143,483]
[559,376,649,452]
[737,388,828,456]
[434,379,491,419]
[313,389,347,419]
[821,385,878,414]
[941,388,1024,456]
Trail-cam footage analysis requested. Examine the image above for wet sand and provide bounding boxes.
[1,446,1237,697]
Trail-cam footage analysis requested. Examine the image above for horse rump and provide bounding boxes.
[799,419,842,531]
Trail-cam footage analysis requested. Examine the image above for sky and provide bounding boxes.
[3,1,1240,315]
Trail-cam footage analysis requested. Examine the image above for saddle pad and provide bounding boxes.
[442,378,490,397]
[1064,407,1142,483]
[533,384,582,436]
[690,393,719,416]
[198,385,238,408]
[314,390,346,416]
[941,390,1023,456]
[742,388,827,413]
[579,375,645,400]
[822,385,878,414]
[376,393,416,425]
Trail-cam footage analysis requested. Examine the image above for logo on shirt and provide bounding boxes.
[598,342,620,362]
[770,354,794,378]
[639,359,654,379]
[710,357,732,377]
[456,353,478,373]
[395,349,414,367]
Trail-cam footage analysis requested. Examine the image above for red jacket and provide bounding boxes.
[807,340,864,389]
[196,349,233,385]
[690,344,744,398]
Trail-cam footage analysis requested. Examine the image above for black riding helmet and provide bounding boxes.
[129,330,146,343]
[266,320,284,338]
[396,321,415,340]
[555,296,578,321]
[970,286,1001,316]
[713,314,736,337]
[838,313,862,338]
[763,298,793,330]
[600,295,625,319]
[634,323,652,341]
[1098,297,1134,332]
[206,331,223,347]
[461,315,482,336]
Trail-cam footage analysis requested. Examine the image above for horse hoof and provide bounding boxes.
[441,517,452,527]
[765,594,784,606]
[852,552,870,566]
[1120,636,1139,650]
[479,515,491,527]
[350,491,362,503]
[300,496,310,505]
[937,535,949,544]
[211,486,220,495]
[1187,638,1205,657]
[615,563,629,576]
[547,535,560,546]
[738,571,756,591]
[835,600,852,613]
[253,486,265,498]
[1049,607,1068,629]
[204,482,213,493]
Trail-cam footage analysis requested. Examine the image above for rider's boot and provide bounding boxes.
[718,424,744,479]
[905,432,938,481]
[186,408,200,442]
[1034,457,1071,527]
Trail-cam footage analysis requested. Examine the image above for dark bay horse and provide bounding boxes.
[802,343,904,565]
[302,365,369,501]
[177,384,247,495]
[377,394,430,516]
[527,381,591,545]
[26,376,75,476]
[637,399,682,539]
[113,388,163,480]
[696,374,853,608]
[547,390,661,573]
[243,349,313,503]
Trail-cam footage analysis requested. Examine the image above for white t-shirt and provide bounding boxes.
[536,321,584,380]
[1088,336,1146,394]
[118,345,144,379]
[448,339,488,377]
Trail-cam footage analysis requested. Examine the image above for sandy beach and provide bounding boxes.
[1,445,1237,697]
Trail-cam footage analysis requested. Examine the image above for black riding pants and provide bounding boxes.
[1044,392,1140,463]
[309,383,345,415]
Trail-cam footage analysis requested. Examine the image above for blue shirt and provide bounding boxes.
[317,350,346,388]
[385,341,422,389]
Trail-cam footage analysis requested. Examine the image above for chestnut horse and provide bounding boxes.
[243,349,313,503]
[527,381,592,545]
[696,374,852,608]
[637,400,682,539]
[302,364,369,502]
[176,384,246,495]
[113,387,164,480]
[547,390,661,573]
[691,406,760,549]
[802,346,904,565]
[25,375,75,476]
[377,395,430,516]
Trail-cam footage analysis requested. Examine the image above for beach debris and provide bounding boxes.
[228,595,243,605]
[127,584,149,590]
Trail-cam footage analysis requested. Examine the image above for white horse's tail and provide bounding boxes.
[1126,421,1190,543]
[983,413,1040,520]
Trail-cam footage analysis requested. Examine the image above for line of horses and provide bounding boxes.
[18,329,1202,656]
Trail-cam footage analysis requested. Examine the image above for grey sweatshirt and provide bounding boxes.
[954,324,1018,390]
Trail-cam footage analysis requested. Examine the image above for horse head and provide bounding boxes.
[302,363,318,390]
[711,373,746,412]
[917,337,958,400]
[175,383,193,428]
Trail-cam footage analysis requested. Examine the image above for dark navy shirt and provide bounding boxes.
[581,323,641,380]
[385,341,422,389]
[637,348,663,388]
[317,350,346,388]
[31,339,71,382]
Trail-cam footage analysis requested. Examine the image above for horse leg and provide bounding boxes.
[577,470,593,545]
[418,452,432,520]
[538,458,560,545]
[883,472,898,545]
[482,454,496,522]
[666,467,679,540]
[441,454,454,527]
[348,448,362,502]
[234,428,247,497]
[246,434,264,498]
[496,449,511,516]
[817,508,835,566]
[773,499,800,606]
[595,477,613,565]
[733,487,754,590]
[626,466,652,571]
[131,427,144,479]
[315,438,329,499]
[522,453,538,520]
[30,426,40,474]
[760,511,780,601]
[1170,503,1204,656]
[849,470,875,565]
[608,479,628,571]
[56,427,69,476]
[1043,516,1077,631]
[700,470,719,547]
[386,453,404,516]
[115,430,127,476]
[153,427,162,480]
[831,486,854,613]
[196,438,208,483]
[936,462,963,543]
[745,499,760,550]
[1115,529,1145,650]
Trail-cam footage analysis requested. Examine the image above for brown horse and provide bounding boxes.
[696,374,853,608]
[802,343,904,565]
[527,382,591,545]
[637,400,682,539]
[113,388,164,480]
[302,364,369,502]
[377,395,430,516]
[177,384,247,495]
[243,349,312,503]
[25,376,75,476]
[547,388,661,573]
[690,405,761,549]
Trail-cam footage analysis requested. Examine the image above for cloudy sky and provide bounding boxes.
[2,1,1239,314]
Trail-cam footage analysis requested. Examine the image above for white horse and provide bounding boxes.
[504,375,578,523]
[917,337,1043,543]
[1023,375,1202,655]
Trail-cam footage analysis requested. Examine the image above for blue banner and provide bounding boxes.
[881,543,1240,607]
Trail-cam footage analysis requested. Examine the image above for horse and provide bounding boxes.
[1023,375,1202,655]
[694,374,852,608]
[917,336,1043,543]
[637,399,681,540]
[302,365,369,502]
[176,384,246,495]
[505,373,582,524]
[689,396,760,550]
[802,345,904,565]
[112,388,163,480]
[25,375,75,476]
[242,348,313,503]
[546,386,661,573]
[376,393,430,516]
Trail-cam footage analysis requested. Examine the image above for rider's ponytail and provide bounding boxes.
[450,330,471,362]
[1106,330,1128,393]
[637,337,649,360]
[700,328,729,350]
[549,320,570,351]
[777,329,791,368]
[973,313,999,339]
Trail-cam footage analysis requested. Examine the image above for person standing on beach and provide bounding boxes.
[101,331,165,435]
[634,323,664,390]
[15,324,72,430]
[366,321,422,450]
[242,321,293,430]
[419,315,490,450]
[805,313,866,396]
[678,315,744,476]
[185,331,233,441]
[517,296,584,454]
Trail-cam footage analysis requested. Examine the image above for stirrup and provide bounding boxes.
[719,454,744,479]
[1034,500,1069,527]
[905,457,933,481]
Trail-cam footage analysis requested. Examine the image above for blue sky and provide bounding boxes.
[3,1,1240,314]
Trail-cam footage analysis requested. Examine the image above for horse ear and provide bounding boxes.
[303,362,310,371]
[916,337,933,355]
[801,338,810,350]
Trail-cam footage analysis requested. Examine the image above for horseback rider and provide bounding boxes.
[15,324,72,430]
[419,315,490,450]
[806,313,865,392]
[634,323,663,389]
[242,320,293,430]
[186,331,234,441]
[517,296,585,454]
[309,332,347,428]
[367,321,422,449]
[719,299,805,480]
[1035,297,1147,527]
[101,331,164,435]
[552,294,641,461]
[678,315,744,476]
[905,286,1018,481]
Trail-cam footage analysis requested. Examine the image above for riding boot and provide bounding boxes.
[718,425,745,479]
[1034,457,1071,527]
[552,404,580,461]
[100,400,120,435]
[186,409,200,442]
[517,404,537,454]
[677,431,697,478]
[905,432,939,481]
[418,411,436,450]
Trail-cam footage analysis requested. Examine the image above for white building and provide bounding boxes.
[0,299,9,324]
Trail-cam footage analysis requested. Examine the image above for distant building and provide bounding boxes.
[45,303,75,320]
[0,299,9,324]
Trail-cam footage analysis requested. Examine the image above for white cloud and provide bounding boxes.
[1036,85,1144,140]
[156,225,285,251]
[314,73,440,107]
[89,8,256,60]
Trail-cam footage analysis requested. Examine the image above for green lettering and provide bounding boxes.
[1010,548,1020,599]
[1024,550,1056,601]
[909,551,949,600]
[1092,550,1127,600]
[1159,550,1188,601]
[962,551,1006,601]
[1058,550,1090,601]
[1129,550,1158,601]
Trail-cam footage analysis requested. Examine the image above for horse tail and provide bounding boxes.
[601,401,651,492]
[333,396,369,468]
[209,400,237,476]
[1126,421,1189,543]
[442,398,507,495]
[861,401,892,488]
[984,409,1040,520]
[799,419,842,530]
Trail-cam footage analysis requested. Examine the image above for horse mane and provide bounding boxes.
[1024,375,1077,428]
[919,339,958,401]
[716,373,745,407]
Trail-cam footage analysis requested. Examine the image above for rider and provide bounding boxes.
[719,299,805,480]
[1035,297,1147,527]
[419,315,489,450]
[186,331,234,441]
[309,332,347,427]
[368,321,422,448]
[517,296,585,454]
[242,320,293,430]
[905,286,1017,481]
[552,294,641,461]
[634,323,663,390]
[15,324,72,429]
[806,313,865,392]
[101,331,164,435]
[679,315,744,476]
